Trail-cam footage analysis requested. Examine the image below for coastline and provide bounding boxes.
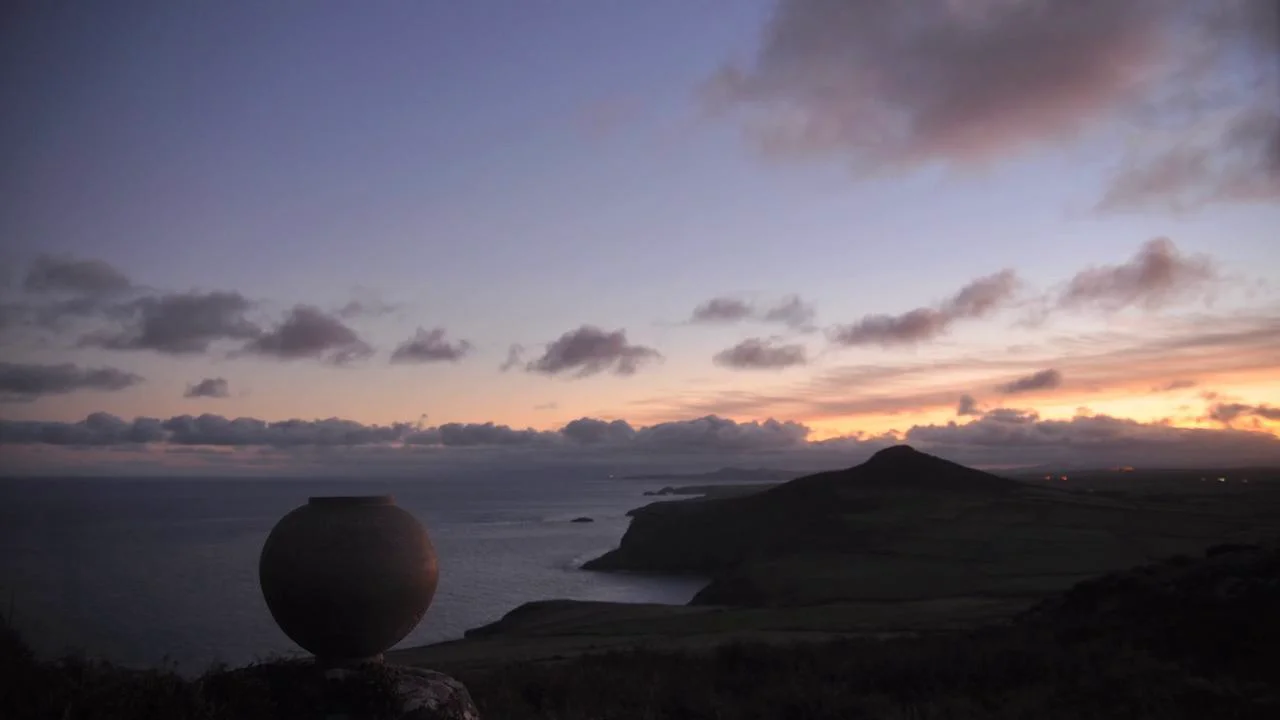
[392,454,1280,673]
[391,480,776,670]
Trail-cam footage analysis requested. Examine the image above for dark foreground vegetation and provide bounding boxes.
[4,541,1278,719]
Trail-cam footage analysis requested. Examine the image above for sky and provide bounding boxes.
[1,0,1279,475]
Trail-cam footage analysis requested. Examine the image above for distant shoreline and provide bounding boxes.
[618,467,800,482]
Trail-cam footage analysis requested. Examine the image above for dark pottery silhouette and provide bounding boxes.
[259,496,438,665]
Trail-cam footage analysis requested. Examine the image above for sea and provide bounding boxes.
[0,469,715,673]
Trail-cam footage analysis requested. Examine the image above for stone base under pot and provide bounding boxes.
[322,663,481,720]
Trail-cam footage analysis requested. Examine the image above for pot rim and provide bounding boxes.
[307,495,395,506]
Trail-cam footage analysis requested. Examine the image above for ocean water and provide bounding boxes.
[0,470,710,672]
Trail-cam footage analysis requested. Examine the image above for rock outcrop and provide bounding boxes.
[322,664,481,719]
[381,666,480,720]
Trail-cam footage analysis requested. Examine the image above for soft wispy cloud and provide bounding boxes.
[336,297,398,320]
[635,313,1280,423]
[689,294,816,329]
[1100,106,1280,211]
[707,0,1277,209]
[83,291,261,355]
[1057,238,1218,312]
[956,394,981,417]
[23,254,133,298]
[499,344,526,372]
[525,325,661,377]
[5,256,399,366]
[243,305,372,365]
[1203,401,1280,427]
[690,297,757,324]
[1153,379,1198,392]
[713,337,808,370]
[760,295,817,329]
[707,0,1168,166]
[997,368,1063,395]
[184,377,230,399]
[829,269,1019,347]
[0,362,143,403]
[389,328,472,364]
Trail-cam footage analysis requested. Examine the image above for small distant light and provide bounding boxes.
[1060,475,1068,481]
[1218,477,1226,483]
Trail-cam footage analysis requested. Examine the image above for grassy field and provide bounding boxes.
[8,541,1277,719]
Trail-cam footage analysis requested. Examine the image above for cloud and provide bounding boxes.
[561,417,638,445]
[499,344,525,372]
[335,298,398,320]
[160,414,412,447]
[1153,379,1197,392]
[904,409,1280,468]
[760,295,816,329]
[1204,401,1280,426]
[997,368,1063,395]
[1057,238,1217,312]
[979,407,1041,424]
[707,1,1275,210]
[23,254,132,297]
[389,328,472,364]
[0,412,164,445]
[829,308,950,347]
[632,415,810,452]
[956,394,981,416]
[0,412,806,455]
[691,297,754,323]
[1,256,139,335]
[635,312,1280,424]
[525,325,662,377]
[243,305,372,365]
[0,298,120,337]
[945,270,1022,317]
[689,295,817,328]
[0,362,143,403]
[829,269,1019,346]
[430,422,558,447]
[706,0,1169,167]
[6,409,1280,471]
[183,377,230,399]
[713,337,808,370]
[83,291,261,354]
[1100,107,1280,211]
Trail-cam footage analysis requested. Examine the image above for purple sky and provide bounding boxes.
[2,1,1279,474]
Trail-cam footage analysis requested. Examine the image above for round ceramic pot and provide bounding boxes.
[259,496,438,664]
